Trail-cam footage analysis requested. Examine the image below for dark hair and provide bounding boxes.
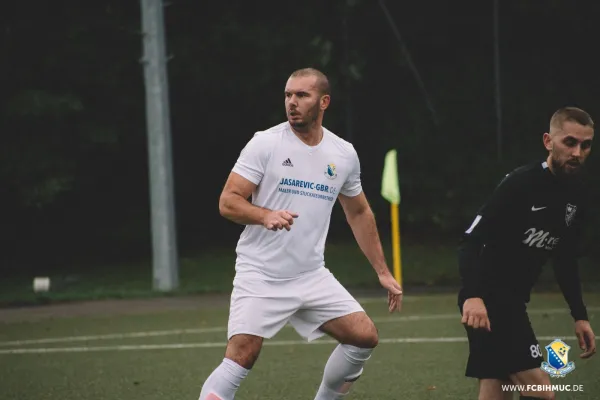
[550,107,594,130]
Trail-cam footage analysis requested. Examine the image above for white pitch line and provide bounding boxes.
[0,306,595,348]
[0,326,226,347]
[372,307,599,323]
[0,336,578,355]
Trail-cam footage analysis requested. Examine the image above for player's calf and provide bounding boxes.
[198,334,263,400]
[198,358,249,400]
[478,379,513,400]
[520,396,555,400]
[313,344,374,400]
[510,368,555,400]
[517,386,554,399]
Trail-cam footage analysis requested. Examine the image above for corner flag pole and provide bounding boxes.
[390,200,402,286]
[381,149,402,286]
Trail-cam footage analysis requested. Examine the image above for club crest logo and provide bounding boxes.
[565,203,577,227]
[324,163,337,180]
[541,339,575,378]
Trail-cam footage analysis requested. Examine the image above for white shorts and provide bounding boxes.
[227,267,364,342]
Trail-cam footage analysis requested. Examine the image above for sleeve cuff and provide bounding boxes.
[232,165,261,185]
[571,307,589,321]
[461,288,485,300]
[340,186,362,197]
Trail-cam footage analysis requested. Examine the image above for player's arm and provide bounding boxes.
[552,254,596,358]
[338,148,402,311]
[551,207,595,358]
[552,202,588,321]
[219,133,298,231]
[338,191,402,311]
[459,173,522,330]
[219,173,298,230]
[458,174,521,299]
[219,172,268,225]
[338,192,389,277]
[219,133,270,226]
[337,148,390,278]
[552,255,587,321]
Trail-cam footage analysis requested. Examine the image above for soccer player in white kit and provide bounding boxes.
[198,68,403,400]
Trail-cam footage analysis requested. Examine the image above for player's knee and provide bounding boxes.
[225,349,260,370]
[225,334,263,369]
[366,323,379,348]
[353,321,379,348]
[365,330,379,348]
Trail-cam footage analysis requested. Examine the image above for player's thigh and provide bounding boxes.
[320,311,378,348]
[463,303,541,380]
[228,275,302,340]
[509,368,553,399]
[500,306,544,376]
[463,325,507,379]
[289,268,368,344]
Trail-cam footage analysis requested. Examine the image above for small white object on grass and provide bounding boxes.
[33,277,51,293]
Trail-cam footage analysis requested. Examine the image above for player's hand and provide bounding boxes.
[262,210,298,231]
[461,297,491,332]
[378,273,402,313]
[575,320,596,359]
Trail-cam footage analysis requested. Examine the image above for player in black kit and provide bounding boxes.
[458,107,596,400]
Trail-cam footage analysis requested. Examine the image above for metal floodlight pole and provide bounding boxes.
[378,0,439,128]
[494,0,503,161]
[140,0,179,291]
[342,11,353,142]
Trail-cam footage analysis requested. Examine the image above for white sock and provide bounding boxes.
[198,358,249,400]
[314,344,373,400]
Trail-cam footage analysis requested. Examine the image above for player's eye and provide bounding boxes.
[581,140,592,150]
[563,138,577,147]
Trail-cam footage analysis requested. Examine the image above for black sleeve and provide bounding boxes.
[552,205,588,321]
[458,173,522,299]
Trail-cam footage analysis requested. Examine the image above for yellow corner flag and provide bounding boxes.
[381,149,402,286]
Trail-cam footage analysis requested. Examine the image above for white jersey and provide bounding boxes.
[231,122,362,279]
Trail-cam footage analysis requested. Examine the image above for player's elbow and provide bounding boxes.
[344,205,370,225]
[218,192,233,219]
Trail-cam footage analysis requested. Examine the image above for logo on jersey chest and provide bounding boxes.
[522,227,560,250]
[324,163,337,179]
[565,203,577,227]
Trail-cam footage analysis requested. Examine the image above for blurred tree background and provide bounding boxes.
[1,0,598,276]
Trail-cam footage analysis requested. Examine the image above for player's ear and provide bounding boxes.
[320,94,330,110]
[543,132,553,151]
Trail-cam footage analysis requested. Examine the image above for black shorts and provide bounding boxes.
[459,301,543,379]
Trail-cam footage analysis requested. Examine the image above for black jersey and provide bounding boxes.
[458,160,589,321]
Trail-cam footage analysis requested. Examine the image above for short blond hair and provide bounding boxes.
[289,68,330,96]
